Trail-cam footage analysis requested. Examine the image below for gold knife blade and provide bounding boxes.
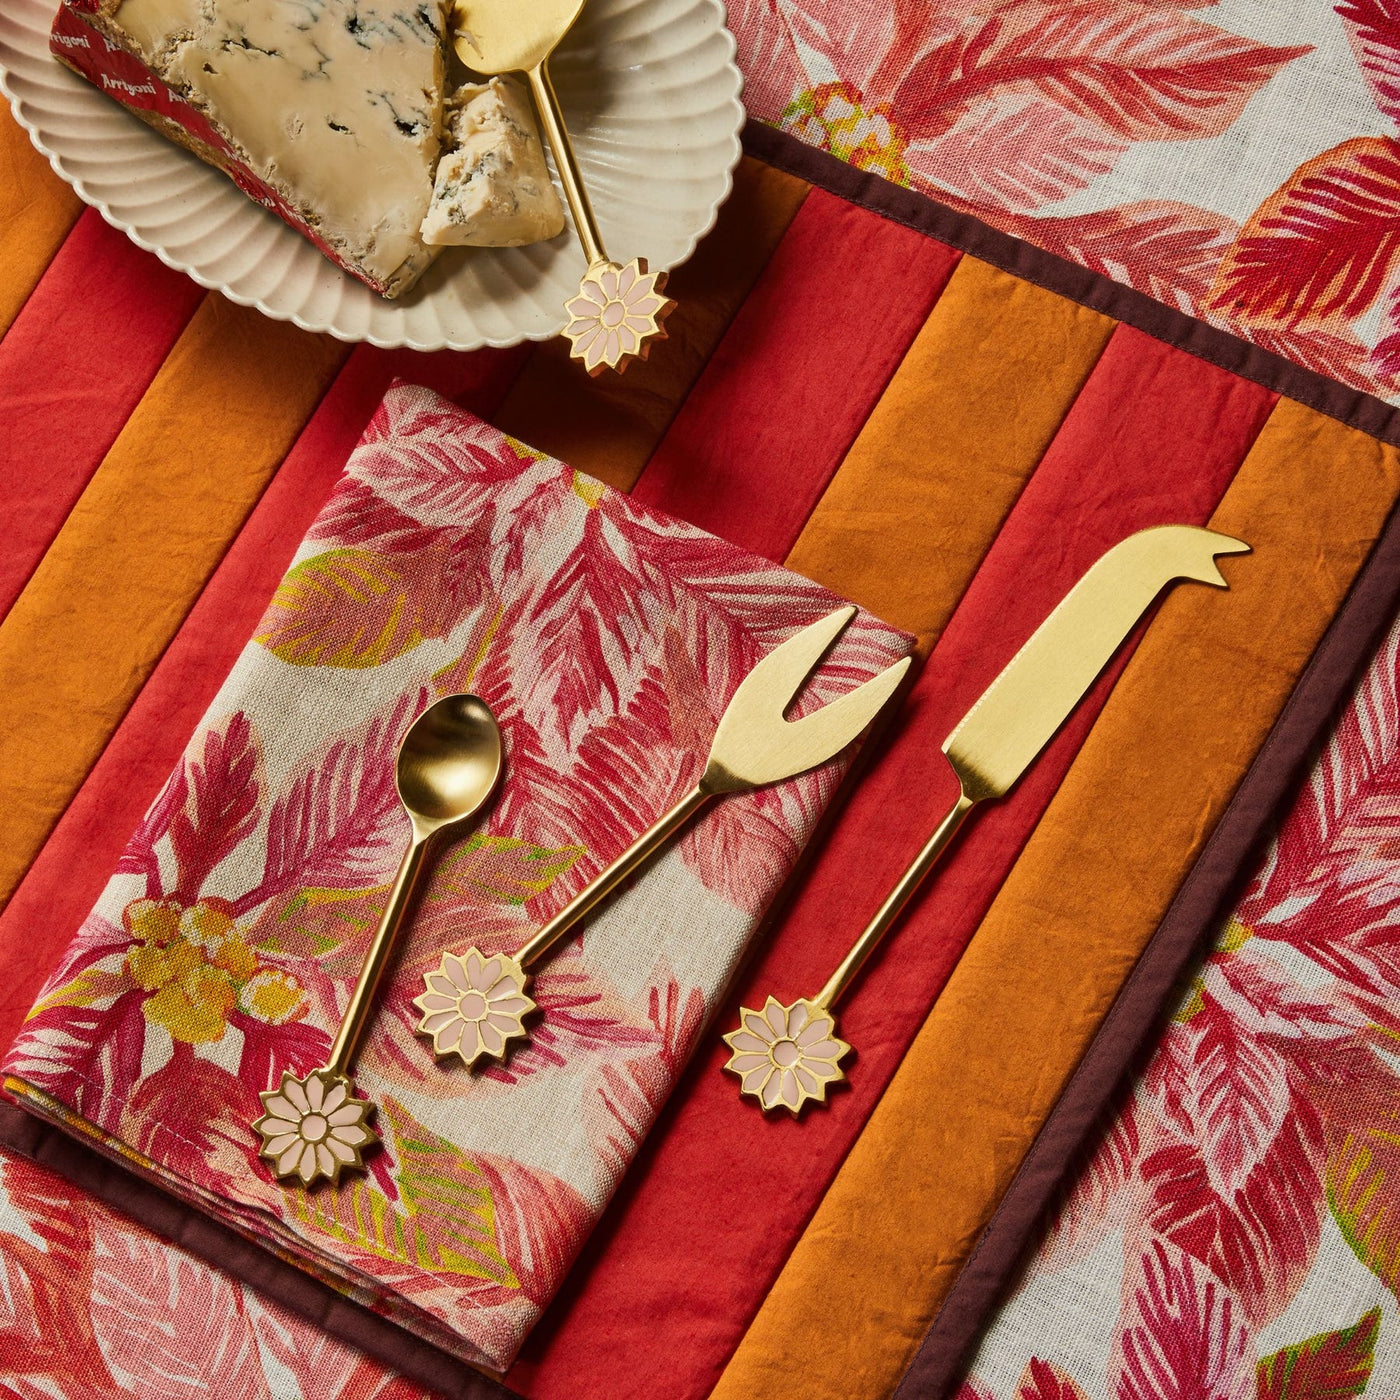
[946,524,1249,802]
[723,523,1249,1115]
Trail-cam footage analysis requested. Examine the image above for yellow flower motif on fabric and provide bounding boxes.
[255,1069,375,1186]
[723,996,850,1114]
[562,258,675,376]
[119,894,307,1043]
[1218,917,1254,953]
[783,82,910,187]
[125,937,201,992]
[413,948,535,1067]
[239,969,308,1025]
[123,897,183,947]
[144,963,236,1044]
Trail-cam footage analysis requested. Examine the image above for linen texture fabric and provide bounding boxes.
[726,0,1400,408]
[0,1143,432,1398]
[961,614,1400,1392]
[0,383,910,1372]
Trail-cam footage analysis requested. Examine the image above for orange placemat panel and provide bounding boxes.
[717,397,1400,1400]
[0,104,81,339]
[0,297,346,907]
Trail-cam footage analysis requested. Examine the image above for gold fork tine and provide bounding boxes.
[416,606,909,1069]
[704,609,911,791]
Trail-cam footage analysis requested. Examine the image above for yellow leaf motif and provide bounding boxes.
[290,1097,519,1286]
[257,549,437,669]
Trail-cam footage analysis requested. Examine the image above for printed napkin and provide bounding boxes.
[3,384,912,1371]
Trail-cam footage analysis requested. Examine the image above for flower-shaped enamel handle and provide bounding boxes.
[255,695,503,1187]
[451,0,676,375]
[414,607,911,1071]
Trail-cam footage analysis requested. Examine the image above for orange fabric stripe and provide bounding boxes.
[0,297,347,906]
[0,105,83,339]
[491,156,809,491]
[715,396,1400,1400]
[785,256,1115,649]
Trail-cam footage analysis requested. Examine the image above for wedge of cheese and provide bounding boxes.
[102,0,449,295]
[421,77,566,248]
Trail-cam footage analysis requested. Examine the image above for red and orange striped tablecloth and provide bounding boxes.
[8,30,1400,1392]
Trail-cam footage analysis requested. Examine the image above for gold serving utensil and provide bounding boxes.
[723,525,1251,1115]
[255,694,503,1186]
[450,0,676,376]
[414,607,911,1068]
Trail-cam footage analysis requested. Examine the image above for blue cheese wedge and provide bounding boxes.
[109,0,449,295]
[420,77,565,247]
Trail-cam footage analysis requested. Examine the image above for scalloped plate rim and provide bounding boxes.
[0,0,744,352]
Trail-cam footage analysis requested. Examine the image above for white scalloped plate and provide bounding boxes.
[0,0,743,350]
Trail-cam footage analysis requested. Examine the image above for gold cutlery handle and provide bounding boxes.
[813,789,976,1011]
[327,837,430,1076]
[515,784,713,968]
[526,61,606,269]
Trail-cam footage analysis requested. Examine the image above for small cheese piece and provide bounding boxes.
[420,77,565,247]
[110,0,449,295]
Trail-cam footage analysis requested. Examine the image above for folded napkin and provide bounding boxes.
[3,384,911,1371]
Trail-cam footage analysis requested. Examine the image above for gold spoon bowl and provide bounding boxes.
[255,694,503,1187]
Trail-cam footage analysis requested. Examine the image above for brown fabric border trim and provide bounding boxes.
[741,120,1400,450]
[896,504,1400,1393]
[0,1106,521,1400]
[741,117,1400,1395]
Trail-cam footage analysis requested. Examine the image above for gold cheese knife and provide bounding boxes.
[450,0,676,376]
[722,524,1250,1115]
[414,606,910,1069]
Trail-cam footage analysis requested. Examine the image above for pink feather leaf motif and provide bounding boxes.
[1209,138,1400,325]
[0,1158,125,1398]
[1235,626,1400,999]
[1113,1241,1255,1400]
[87,1221,270,1399]
[1139,1100,1325,1327]
[470,1151,594,1308]
[168,711,262,904]
[528,505,663,746]
[910,95,1126,212]
[1309,1058,1400,1303]
[252,690,425,911]
[1017,1358,1091,1400]
[1009,201,1238,310]
[115,762,188,893]
[1038,1098,1144,1270]
[1338,0,1400,128]
[247,1295,433,1400]
[890,3,1306,144]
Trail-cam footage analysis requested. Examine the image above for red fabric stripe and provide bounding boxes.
[0,343,526,1057]
[505,327,1278,1400]
[629,188,961,560]
[0,210,204,619]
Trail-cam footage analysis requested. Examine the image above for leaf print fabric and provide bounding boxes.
[0,383,911,1372]
[0,1145,432,1399]
[960,613,1400,1393]
[725,0,1400,405]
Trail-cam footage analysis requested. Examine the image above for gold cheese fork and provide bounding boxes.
[414,607,911,1069]
[450,0,676,375]
[724,526,1251,1115]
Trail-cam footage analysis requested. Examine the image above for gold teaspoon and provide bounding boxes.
[254,694,504,1186]
[450,0,676,375]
